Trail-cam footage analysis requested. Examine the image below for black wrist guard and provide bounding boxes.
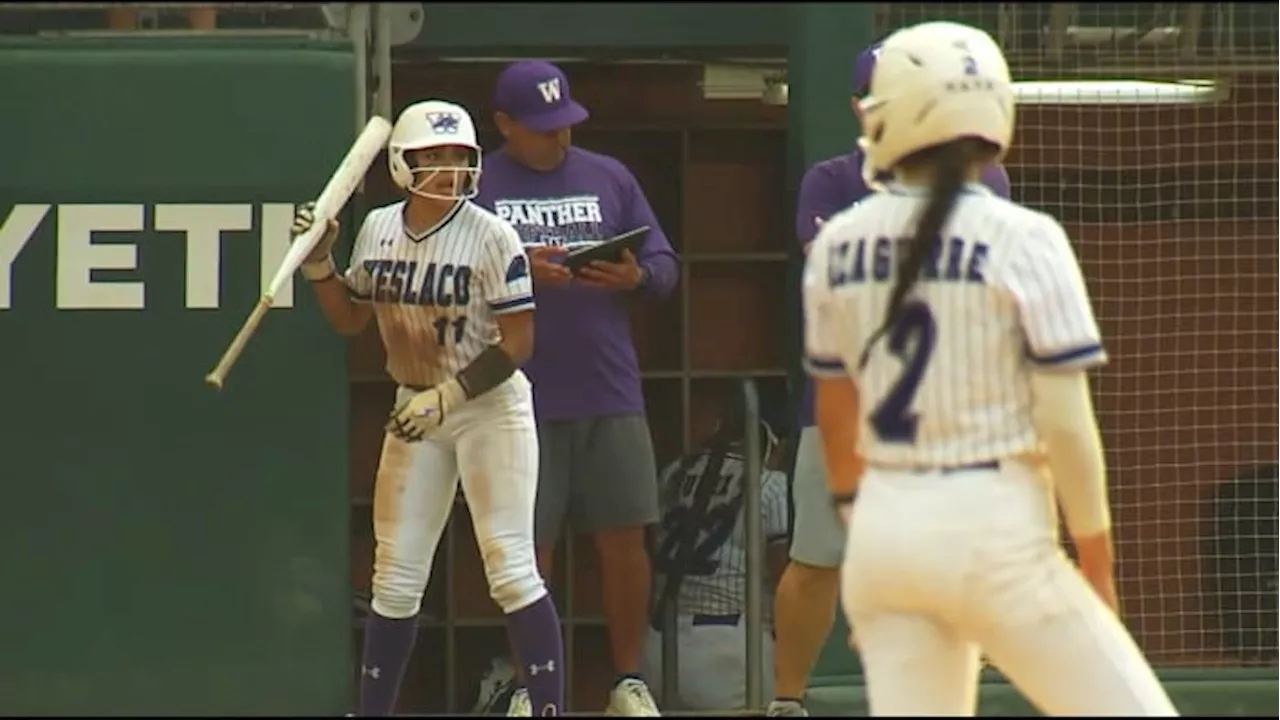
[456,345,518,400]
[830,492,856,509]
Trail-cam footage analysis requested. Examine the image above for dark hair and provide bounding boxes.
[858,138,997,366]
[675,381,774,481]
[711,378,746,436]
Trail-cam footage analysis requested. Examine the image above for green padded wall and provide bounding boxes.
[0,37,354,714]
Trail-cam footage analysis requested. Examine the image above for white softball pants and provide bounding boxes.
[369,372,546,619]
[840,459,1178,717]
[640,612,776,711]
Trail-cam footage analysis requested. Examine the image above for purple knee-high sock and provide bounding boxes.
[359,613,419,717]
[507,594,565,716]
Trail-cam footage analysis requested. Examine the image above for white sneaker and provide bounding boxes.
[507,687,532,717]
[766,699,810,716]
[606,677,661,716]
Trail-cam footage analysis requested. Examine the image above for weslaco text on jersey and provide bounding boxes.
[364,259,473,307]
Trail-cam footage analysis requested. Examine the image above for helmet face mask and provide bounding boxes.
[389,100,483,201]
[398,145,481,201]
[857,21,1017,189]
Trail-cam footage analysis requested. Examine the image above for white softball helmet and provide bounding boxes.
[857,21,1016,189]
[388,99,482,201]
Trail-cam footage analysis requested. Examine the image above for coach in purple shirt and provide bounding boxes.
[475,59,678,715]
[767,44,1012,716]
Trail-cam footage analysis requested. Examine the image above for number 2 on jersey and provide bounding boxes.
[869,299,937,443]
[432,316,467,345]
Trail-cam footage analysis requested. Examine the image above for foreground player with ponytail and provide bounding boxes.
[802,21,1177,716]
[768,44,1012,717]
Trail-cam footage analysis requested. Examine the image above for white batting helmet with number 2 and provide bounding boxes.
[857,21,1016,189]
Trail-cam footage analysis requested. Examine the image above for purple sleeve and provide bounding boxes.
[473,157,496,210]
[795,163,849,246]
[623,170,679,298]
[981,163,1012,199]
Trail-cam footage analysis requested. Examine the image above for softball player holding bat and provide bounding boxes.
[770,41,1011,718]
[293,99,565,717]
[802,22,1177,716]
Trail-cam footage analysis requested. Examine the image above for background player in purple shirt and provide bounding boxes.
[767,44,1011,718]
[475,59,679,716]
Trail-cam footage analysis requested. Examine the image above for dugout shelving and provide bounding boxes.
[345,60,789,713]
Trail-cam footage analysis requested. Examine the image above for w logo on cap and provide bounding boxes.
[537,78,562,104]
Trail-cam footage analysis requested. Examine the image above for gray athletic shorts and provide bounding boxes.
[789,426,845,569]
[535,413,661,545]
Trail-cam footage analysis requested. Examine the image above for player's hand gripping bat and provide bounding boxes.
[204,116,393,390]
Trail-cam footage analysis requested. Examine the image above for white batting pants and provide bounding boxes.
[370,373,546,619]
[639,613,776,711]
[840,460,1178,717]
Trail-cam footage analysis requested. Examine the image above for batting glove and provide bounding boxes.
[386,379,467,442]
[290,201,318,238]
[292,202,340,281]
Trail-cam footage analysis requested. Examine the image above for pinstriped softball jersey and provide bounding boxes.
[654,454,790,618]
[802,182,1107,468]
[344,200,534,389]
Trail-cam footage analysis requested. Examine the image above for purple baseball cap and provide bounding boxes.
[851,42,883,96]
[494,60,590,132]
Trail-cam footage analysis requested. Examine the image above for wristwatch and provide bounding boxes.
[635,264,651,290]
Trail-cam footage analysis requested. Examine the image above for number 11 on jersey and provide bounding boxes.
[432,316,467,345]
